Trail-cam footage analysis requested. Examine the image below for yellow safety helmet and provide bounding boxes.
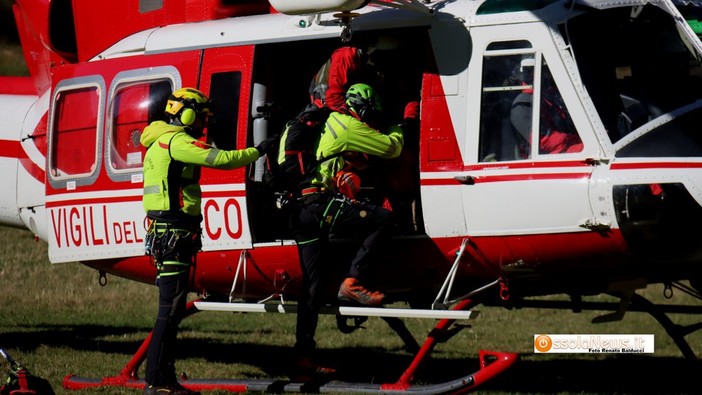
[164,87,211,126]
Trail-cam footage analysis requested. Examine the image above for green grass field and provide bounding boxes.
[1,225,702,394]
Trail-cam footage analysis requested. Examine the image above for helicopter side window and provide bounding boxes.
[479,46,533,162]
[535,61,582,155]
[49,85,100,183]
[108,80,171,176]
[479,45,582,162]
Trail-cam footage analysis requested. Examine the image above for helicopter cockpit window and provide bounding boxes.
[567,4,702,145]
[107,80,171,179]
[479,43,581,162]
[49,82,102,189]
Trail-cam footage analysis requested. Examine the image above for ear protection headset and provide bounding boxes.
[165,88,211,126]
[179,104,197,126]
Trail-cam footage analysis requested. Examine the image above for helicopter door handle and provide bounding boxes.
[454,175,475,185]
[585,158,610,166]
[579,218,611,231]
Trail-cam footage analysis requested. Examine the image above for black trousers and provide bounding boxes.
[144,222,199,387]
[291,193,393,356]
[145,270,189,387]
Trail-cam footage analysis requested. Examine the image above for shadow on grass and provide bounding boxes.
[477,355,702,394]
[4,324,702,394]
[1,324,150,354]
[2,323,411,379]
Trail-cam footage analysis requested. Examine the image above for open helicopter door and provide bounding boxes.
[456,21,598,263]
[197,46,257,252]
[243,27,430,244]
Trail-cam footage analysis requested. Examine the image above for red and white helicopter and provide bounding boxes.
[2,0,702,393]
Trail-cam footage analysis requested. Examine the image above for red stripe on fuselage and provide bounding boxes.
[611,162,702,170]
[0,138,46,184]
[0,77,35,95]
[464,159,590,171]
[0,139,20,158]
[471,172,591,183]
[45,189,246,207]
[421,172,590,186]
[46,194,142,208]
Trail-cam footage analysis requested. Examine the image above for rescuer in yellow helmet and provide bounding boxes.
[140,87,273,395]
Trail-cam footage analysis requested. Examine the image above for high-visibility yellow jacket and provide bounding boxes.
[311,112,404,191]
[140,121,259,217]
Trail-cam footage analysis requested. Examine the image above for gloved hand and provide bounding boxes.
[255,134,278,157]
[334,170,361,200]
[403,101,420,121]
[400,101,420,132]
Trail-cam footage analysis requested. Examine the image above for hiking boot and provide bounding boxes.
[143,383,201,395]
[337,277,385,306]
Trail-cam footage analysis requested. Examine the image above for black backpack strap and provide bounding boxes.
[167,131,184,160]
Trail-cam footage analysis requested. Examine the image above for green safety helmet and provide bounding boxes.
[165,87,211,126]
[345,83,382,121]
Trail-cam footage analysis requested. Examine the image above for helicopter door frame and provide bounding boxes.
[197,45,256,252]
[459,22,596,238]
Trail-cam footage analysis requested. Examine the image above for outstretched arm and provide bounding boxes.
[169,133,260,169]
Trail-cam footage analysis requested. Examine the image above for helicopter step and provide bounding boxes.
[194,301,477,320]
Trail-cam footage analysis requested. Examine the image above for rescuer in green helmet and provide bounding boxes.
[290,82,418,377]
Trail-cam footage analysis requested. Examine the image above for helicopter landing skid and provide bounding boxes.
[64,349,517,394]
[62,299,518,393]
